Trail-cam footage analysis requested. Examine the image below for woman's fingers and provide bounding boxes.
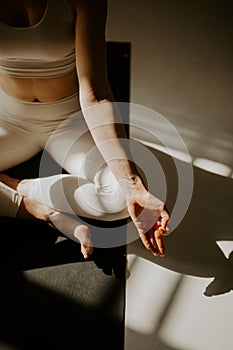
[149,230,159,256]
[139,229,152,250]
[154,228,165,256]
[137,225,165,257]
[160,207,170,232]
[127,194,171,256]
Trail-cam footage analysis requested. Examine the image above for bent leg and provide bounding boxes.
[0,173,93,259]
[0,181,23,217]
[0,122,41,173]
[0,93,93,257]
[17,112,129,221]
[22,113,129,221]
[21,171,129,221]
[0,108,40,217]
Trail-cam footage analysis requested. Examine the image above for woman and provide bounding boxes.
[0,0,170,259]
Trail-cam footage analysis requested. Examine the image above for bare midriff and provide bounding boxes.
[0,69,79,102]
[0,0,78,103]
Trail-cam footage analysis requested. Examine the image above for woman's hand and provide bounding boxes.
[123,176,170,256]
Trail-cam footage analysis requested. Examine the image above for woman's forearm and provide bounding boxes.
[80,97,141,187]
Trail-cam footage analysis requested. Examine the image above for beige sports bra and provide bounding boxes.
[0,0,76,78]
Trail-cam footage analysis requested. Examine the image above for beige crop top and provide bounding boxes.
[0,0,76,78]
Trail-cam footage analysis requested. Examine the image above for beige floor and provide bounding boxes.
[124,142,233,350]
[125,247,233,350]
[107,1,233,349]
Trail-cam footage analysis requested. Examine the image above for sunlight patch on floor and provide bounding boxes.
[193,158,232,177]
[125,254,180,335]
[159,275,233,350]
[133,137,233,178]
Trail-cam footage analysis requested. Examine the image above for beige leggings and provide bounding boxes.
[0,88,128,221]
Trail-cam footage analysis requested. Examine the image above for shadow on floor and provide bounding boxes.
[0,266,124,350]
[0,218,127,350]
[127,147,233,297]
[125,327,185,350]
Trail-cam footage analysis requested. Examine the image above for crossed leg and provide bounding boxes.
[0,113,129,258]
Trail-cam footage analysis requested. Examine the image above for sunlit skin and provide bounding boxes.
[0,0,170,258]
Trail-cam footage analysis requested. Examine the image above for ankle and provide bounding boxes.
[17,179,32,196]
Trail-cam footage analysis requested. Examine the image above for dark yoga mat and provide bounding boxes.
[0,41,131,350]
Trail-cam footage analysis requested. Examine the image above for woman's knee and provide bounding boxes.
[93,165,127,213]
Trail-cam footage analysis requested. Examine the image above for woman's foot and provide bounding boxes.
[48,209,93,259]
[16,178,34,196]
[18,196,93,259]
[0,173,93,258]
[1,173,93,258]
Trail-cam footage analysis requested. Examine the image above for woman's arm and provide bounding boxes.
[73,0,170,256]
[73,0,136,180]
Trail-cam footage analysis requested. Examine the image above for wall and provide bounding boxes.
[106,0,233,174]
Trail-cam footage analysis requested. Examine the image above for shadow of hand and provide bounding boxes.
[204,251,233,297]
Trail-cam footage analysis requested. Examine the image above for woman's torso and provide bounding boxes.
[0,0,78,102]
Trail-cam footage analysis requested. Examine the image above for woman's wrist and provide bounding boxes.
[119,174,146,200]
